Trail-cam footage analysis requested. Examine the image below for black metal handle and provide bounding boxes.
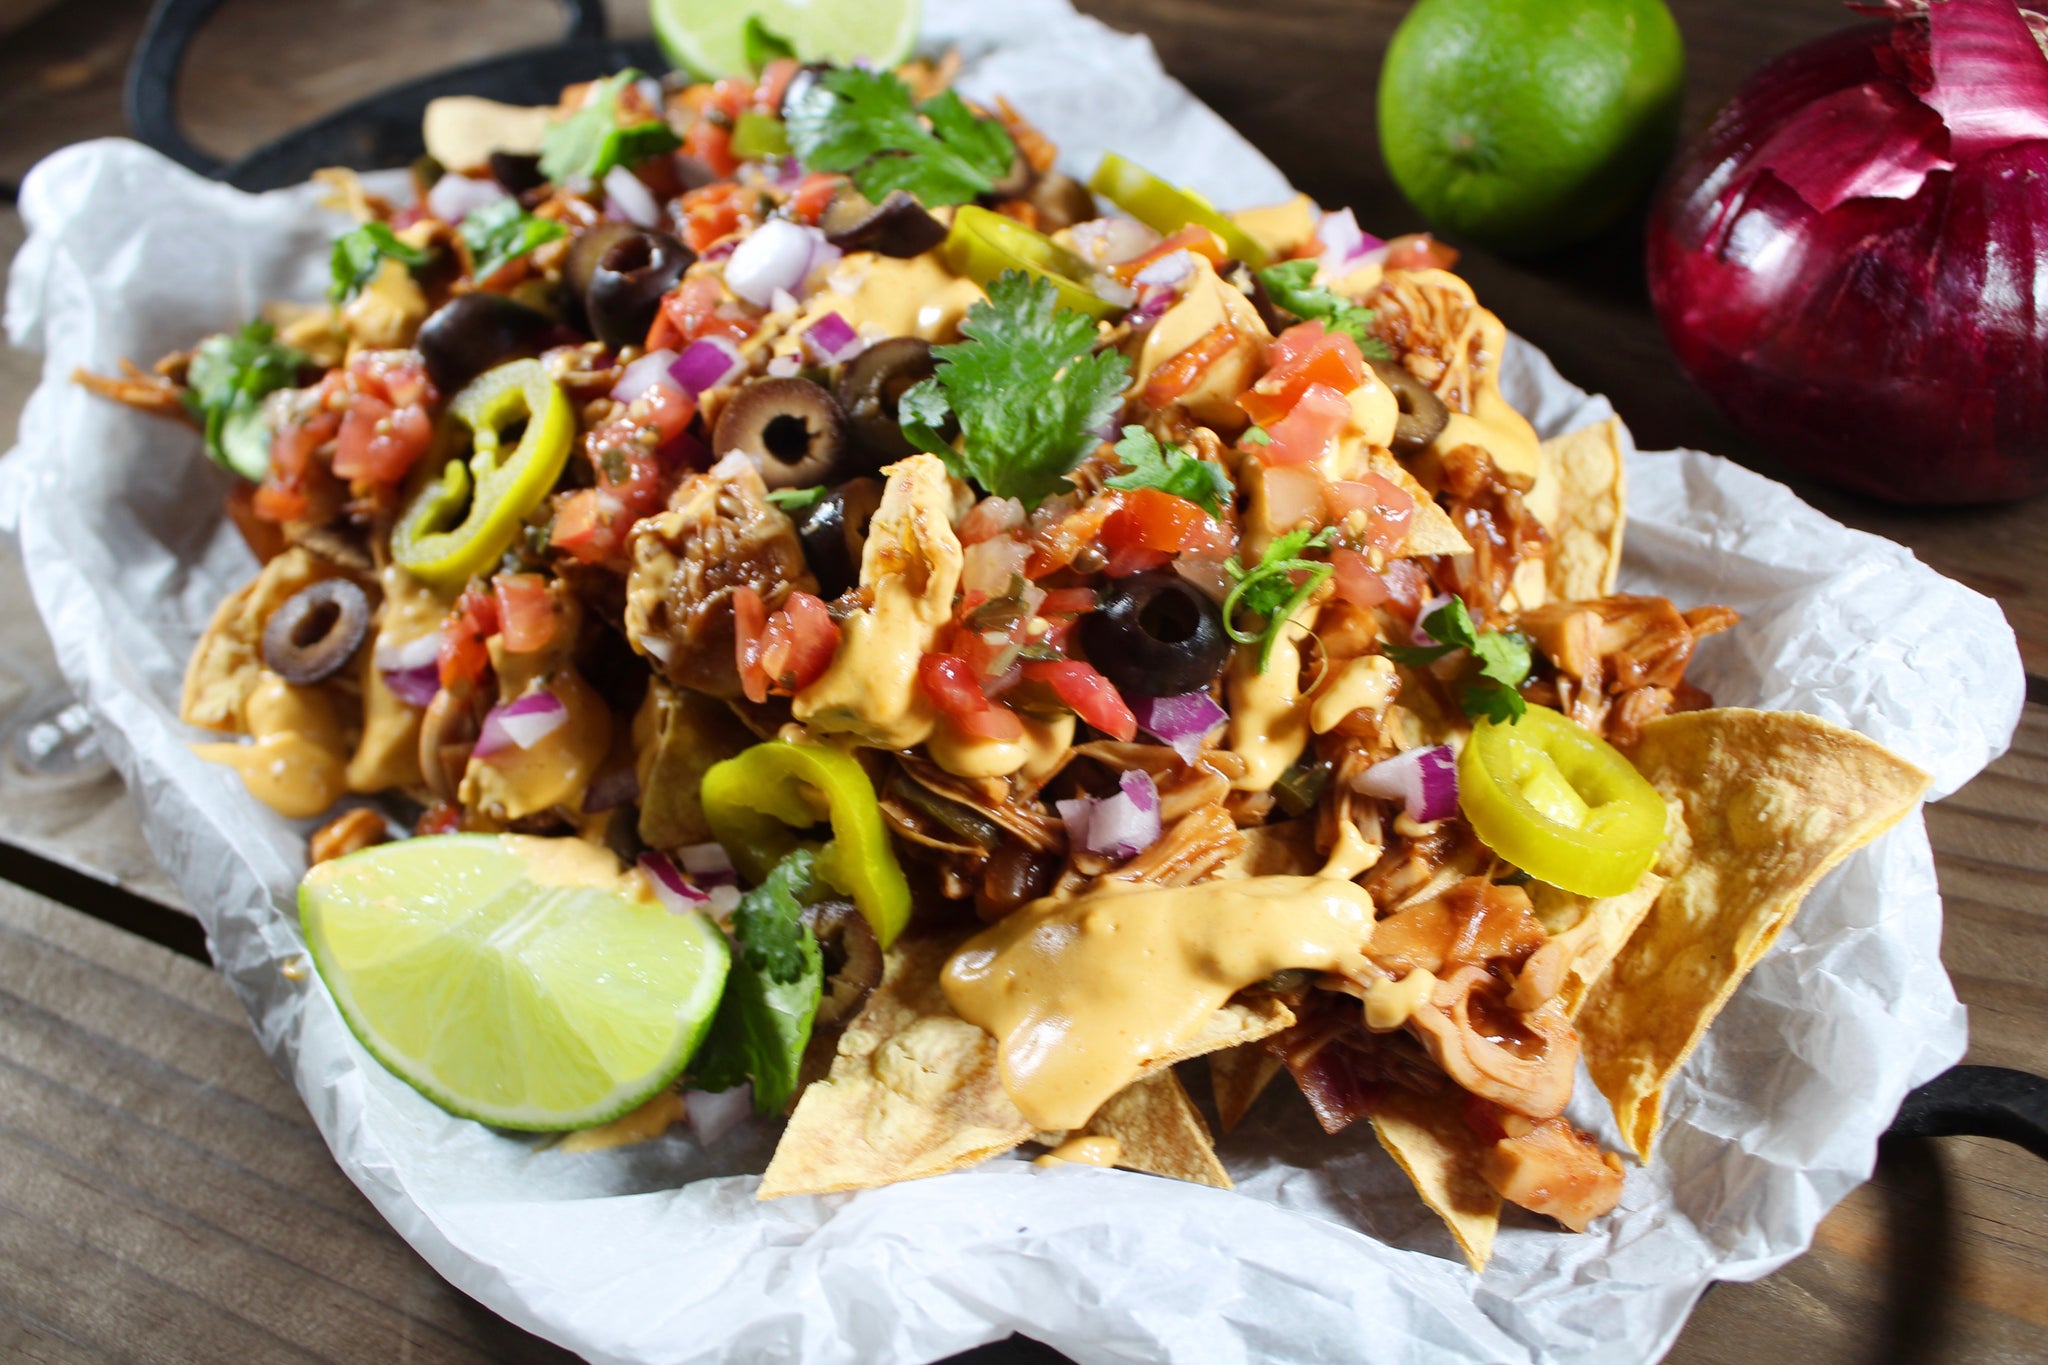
[125,0,609,180]
[1885,1064,2048,1159]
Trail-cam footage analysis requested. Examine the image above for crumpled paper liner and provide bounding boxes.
[0,1,2023,1359]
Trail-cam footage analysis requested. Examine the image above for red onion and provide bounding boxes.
[1127,284,1177,329]
[611,348,680,403]
[639,851,710,913]
[1132,691,1227,764]
[1070,216,1160,265]
[473,690,568,758]
[1647,0,2048,503]
[802,311,865,365]
[684,1084,753,1143]
[1133,249,1197,289]
[1057,769,1163,861]
[375,634,443,707]
[1315,207,1382,275]
[725,218,835,306]
[426,172,506,224]
[670,336,747,395]
[1352,745,1459,824]
[678,841,736,884]
[602,165,660,228]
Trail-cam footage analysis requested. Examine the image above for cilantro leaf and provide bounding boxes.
[1222,526,1337,671]
[538,70,680,187]
[458,197,567,280]
[1105,426,1231,517]
[329,222,433,304]
[690,851,825,1113]
[743,15,796,72]
[1383,597,1533,723]
[730,847,817,984]
[765,485,829,513]
[182,321,309,480]
[908,271,1130,507]
[786,67,1016,207]
[1256,259,1391,358]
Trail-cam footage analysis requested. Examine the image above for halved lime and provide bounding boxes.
[652,0,922,81]
[300,834,729,1131]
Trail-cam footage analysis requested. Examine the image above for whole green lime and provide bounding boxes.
[1378,0,1685,255]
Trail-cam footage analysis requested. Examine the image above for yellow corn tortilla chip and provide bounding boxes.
[1367,449,1471,558]
[1521,873,1666,1021]
[1209,1044,1283,1133]
[1579,709,1932,1159]
[1083,1069,1232,1189]
[1149,993,1296,1070]
[180,548,340,732]
[1372,1086,1500,1272]
[759,933,1034,1198]
[1540,418,1629,601]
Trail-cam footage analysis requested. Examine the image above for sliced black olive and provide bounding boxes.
[1079,571,1230,698]
[1369,356,1451,455]
[488,151,546,197]
[1027,172,1097,233]
[416,293,558,392]
[586,229,696,352]
[797,477,884,598]
[803,899,882,1026]
[262,579,371,686]
[561,221,641,330]
[819,189,948,258]
[835,336,938,460]
[712,377,852,489]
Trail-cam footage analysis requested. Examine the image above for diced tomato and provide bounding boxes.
[1326,473,1417,552]
[415,801,464,837]
[550,488,619,563]
[957,495,1027,546]
[332,394,433,483]
[755,59,800,113]
[1112,225,1227,283]
[786,171,843,225]
[951,706,1025,742]
[921,652,993,716]
[733,585,771,703]
[1099,486,1207,555]
[1022,660,1137,741]
[250,481,309,524]
[1025,496,1124,579]
[637,381,698,449]
[1038,587,1098,616]
[1383,232,1459,272]
[1330,548,1390,608]
[756,591,840,698]
[706,77,753,120]
[438,584,500,689]
[648,273,753,355]
[1380,557,1433,623]
[677,182,757,254]
[1257,382,1353,466]
[255,406,342,523]
[1238,320,1366,427]
[493,574,556,654]
[683,119,739,180]
[1142,322,1242,408]
[348,349,435,409]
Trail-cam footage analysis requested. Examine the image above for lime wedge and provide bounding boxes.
[300,834,729,1131]
[652,0,922,81]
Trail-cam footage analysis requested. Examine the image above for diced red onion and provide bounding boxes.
[1069,216,1160,266]
[679,841,736,883]
[611,348,680,403]
[705,884,742,917]
[602,165,660,228]
[803,311,865,365]
[765,353,801,377]
[684,1084,753,1144]
[1316,207,1384,277]
[1127,284,1176,329]
[473,690,568,758]
[1352,745,1459,824]
[1411,593,1458,646]
[1058,769,1163,861]
[375,634,441,673]
[669,335,747,395]
[426,173,508,224]
[584,760,641,814]
[1133,248,1196,289]
[381,663,441,709]
[639,851,710,913]
[725,218,832,306]
[1132,691,1227,765]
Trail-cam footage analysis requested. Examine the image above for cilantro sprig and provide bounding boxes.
[329,222,433,304]
[538,70,680,187]
[689,849,824,1113]
[1223,526,1338,671]
[1256,259,1391,358]
[1105,426,1231,517]
[742,15,796,72]
[786,67,1016,207]
[900,271,1130,507]
[182,321,309,481]
[458,198,567,280]
[1384,597,1534,724]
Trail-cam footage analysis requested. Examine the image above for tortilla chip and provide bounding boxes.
[1209,1044,1282,1133]
[758,933,1033,1198]
[1540,419,1628,601]
[1150,993,1296,1070]
[1083,1069,1232,1189]
[1523,873,1666,1020]
[1579,709,1931,1158]
[180,547,340,731]
[1372,1086,1501,1272]
[1369,449,1471,558]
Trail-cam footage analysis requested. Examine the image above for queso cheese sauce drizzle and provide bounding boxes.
[941,875,1378,1130]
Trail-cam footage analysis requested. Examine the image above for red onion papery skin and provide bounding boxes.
[1646,5,2048,504]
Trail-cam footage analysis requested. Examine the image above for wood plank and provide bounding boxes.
[0,879,574,1365]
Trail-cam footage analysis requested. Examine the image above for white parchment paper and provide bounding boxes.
[0,2,2025,1360]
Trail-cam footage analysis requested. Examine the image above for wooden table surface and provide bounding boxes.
[0,1,2043,1362]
